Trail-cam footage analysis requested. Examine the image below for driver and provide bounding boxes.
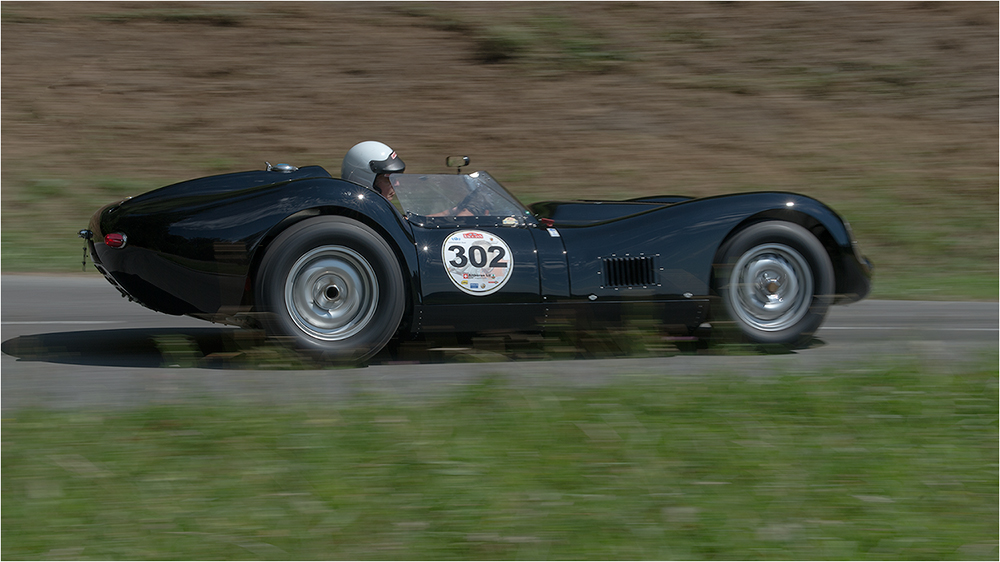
[341,141,405,201]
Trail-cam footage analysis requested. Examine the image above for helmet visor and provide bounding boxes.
[369,151,405,175]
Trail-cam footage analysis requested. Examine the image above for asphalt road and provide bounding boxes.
[2,274,996,413]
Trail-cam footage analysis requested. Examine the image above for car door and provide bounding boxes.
[410,222,542,332]
[390,171,548,333]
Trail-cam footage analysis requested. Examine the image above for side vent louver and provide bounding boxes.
[602,255,658,288]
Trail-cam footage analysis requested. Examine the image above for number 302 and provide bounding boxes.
[448,245,507,269]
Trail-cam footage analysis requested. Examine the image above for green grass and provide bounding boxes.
[3,361,997,560]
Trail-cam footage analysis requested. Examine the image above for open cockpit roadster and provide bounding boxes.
[83,156,872,363]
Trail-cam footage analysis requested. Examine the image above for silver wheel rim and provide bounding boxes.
[728,243,813,332]
[284,246,379,341]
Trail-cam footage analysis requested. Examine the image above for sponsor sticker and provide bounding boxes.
[547,228,561,238]
[441,230,513,296]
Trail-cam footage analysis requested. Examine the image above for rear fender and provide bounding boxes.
[243,195,419,320]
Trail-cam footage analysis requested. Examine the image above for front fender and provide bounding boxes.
[556,191,870,301]
[719,194,872,301]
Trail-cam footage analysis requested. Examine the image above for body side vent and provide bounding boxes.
[602,255,659,288]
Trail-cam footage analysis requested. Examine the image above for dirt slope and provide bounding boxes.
[2,2,997,292]
[3,2,995,189]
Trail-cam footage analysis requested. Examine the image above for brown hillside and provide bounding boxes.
[3,2,996,191]
[2,2,998,292]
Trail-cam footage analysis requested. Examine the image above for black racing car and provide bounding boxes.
[81,157,872,363]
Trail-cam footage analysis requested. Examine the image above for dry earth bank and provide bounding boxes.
[2,1,997,297]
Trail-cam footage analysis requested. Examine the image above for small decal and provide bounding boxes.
[502,216,518,226]
[442,229,513,296]
[547,228,561,238]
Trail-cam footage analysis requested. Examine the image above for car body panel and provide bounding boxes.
[87,164,872,340]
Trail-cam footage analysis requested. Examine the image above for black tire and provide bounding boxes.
[712,221,834,347]
[255,216,405,364]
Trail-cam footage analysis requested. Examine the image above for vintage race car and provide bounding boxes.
[82,157,872,363]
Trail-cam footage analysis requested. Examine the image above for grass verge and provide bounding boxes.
[3,361,996,560]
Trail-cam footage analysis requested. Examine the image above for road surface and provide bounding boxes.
[2,275,996,412]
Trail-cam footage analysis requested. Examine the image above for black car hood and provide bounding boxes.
[529,196,692,227]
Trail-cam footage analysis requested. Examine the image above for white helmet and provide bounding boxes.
[341,141,405,188]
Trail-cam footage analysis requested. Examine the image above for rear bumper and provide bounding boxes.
[86,208,141,304]
[86,203,243,317]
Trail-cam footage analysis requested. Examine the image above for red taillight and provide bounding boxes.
[104,233,127,248]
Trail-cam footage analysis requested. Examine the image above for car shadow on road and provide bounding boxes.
[2,327,803,370]
[1,327,260,369]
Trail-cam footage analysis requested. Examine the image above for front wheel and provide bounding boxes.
[713,221,834,347]
[255,216,405,364]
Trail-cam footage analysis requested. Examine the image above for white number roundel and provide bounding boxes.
[441,230,513,296]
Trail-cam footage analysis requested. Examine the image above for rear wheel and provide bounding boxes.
[713,221,834,347]
[255,216,405,364]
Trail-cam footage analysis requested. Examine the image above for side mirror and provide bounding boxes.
[446,156,470,174]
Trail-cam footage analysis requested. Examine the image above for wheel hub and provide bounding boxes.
[284,246,379,341]
[730,243,812,331]
[313,274,345,308]
[324,284,341,301]
[756,271,784,299]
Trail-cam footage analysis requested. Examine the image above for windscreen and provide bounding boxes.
[390,172,531,224]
